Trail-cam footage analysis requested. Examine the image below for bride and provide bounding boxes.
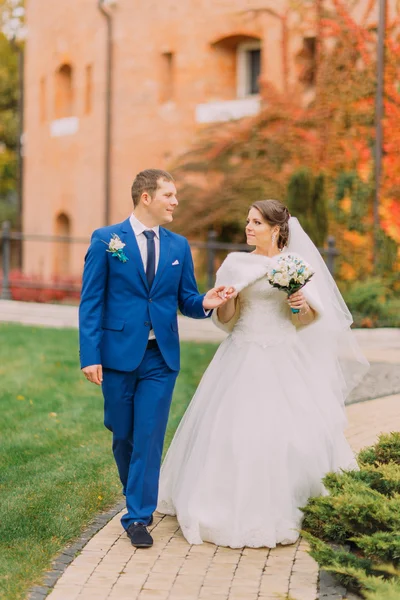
[157,199,369,549]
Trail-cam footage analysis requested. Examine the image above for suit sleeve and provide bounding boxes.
[79,231,108,368]
[178,240,210,319]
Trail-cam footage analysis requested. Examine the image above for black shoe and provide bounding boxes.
[126,522,153,548]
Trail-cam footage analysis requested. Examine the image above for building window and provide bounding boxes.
[237,42,261,98]
[54,64,74,119]
[209,36,262,102]
[160,52,174,103]
[84,64,93,115]
[296,37,317,87]
[53,212,71,276]
[40,77,46,122]
[197,36,262,123]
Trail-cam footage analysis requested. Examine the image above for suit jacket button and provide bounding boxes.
[149,299,153,303]
[144,321,150,326]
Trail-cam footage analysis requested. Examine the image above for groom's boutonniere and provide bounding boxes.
[102,234,128,263]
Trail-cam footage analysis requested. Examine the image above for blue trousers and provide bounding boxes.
[102,345,178,530]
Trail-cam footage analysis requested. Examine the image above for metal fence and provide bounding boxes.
[0,220,339,301]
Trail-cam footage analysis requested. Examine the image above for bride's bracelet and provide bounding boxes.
[298,303,313,324]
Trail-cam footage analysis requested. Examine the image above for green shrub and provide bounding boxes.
[302,433,400,598]
[353,532,400,568]
[332,488,400,536]
[342,277,391,318]
[324,566,400,600]
[330,566,400,600]
[359,464,400,497]
[302,496,351,544]
[303,532,384,591]
[358,445,381,466]
[333,171,371,234]
[363,578,400,600]
[340,277,400,328]
[323,464,400,498]
[358,433,400,466]
[286,168,328,247]
[303,480,400,539]
[0,199,17,226]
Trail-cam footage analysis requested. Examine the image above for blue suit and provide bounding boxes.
[79,217,209,529]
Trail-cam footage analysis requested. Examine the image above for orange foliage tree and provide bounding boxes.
[172,0,399,281]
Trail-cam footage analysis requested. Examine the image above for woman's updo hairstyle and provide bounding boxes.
[251,199,290,250]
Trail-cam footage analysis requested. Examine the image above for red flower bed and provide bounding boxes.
[2,270,81,303]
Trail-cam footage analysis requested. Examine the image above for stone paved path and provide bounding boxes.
[42,393,400,600]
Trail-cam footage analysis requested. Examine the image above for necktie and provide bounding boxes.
[143,230,156,289]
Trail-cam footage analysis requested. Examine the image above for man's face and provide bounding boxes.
[146,179,178,225]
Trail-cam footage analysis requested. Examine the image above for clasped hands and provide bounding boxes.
[202,286,237,311]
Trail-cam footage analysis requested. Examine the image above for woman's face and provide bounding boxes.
[245,207,279,248]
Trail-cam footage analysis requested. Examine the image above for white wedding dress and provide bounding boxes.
[157,249,366,549]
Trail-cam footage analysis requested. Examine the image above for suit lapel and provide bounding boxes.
[151,228,171,294]
[120,218,149,290]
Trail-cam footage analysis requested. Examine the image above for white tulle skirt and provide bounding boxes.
[157,333,357,549]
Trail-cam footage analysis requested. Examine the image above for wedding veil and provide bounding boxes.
[287,217,370,404]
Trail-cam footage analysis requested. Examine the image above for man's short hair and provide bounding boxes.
[131,169,174,207]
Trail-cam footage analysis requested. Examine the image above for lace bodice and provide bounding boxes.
[211,252,302,348]
[231,276,296,348]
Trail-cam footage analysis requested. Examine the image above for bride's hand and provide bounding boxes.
[221,286,238,300]
[287,291,308,311]
[203,286,237,310]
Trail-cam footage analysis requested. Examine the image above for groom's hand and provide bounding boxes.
[203,286,237,310]
[82,364,103,386]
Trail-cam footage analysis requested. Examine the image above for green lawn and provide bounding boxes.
[0,323,217,600]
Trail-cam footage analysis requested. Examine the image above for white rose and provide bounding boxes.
[109,238,125,251]
[280,273,289,286]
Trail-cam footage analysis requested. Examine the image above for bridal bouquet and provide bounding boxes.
[266,254,314,313]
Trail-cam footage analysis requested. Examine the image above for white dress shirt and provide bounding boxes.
[129,212,209,341]
[129,213,160,340]
[129,212,160,272]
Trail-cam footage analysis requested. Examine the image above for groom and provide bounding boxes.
[79,169,230,548]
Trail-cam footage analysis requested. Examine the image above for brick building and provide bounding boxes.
[22,0,384,277]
